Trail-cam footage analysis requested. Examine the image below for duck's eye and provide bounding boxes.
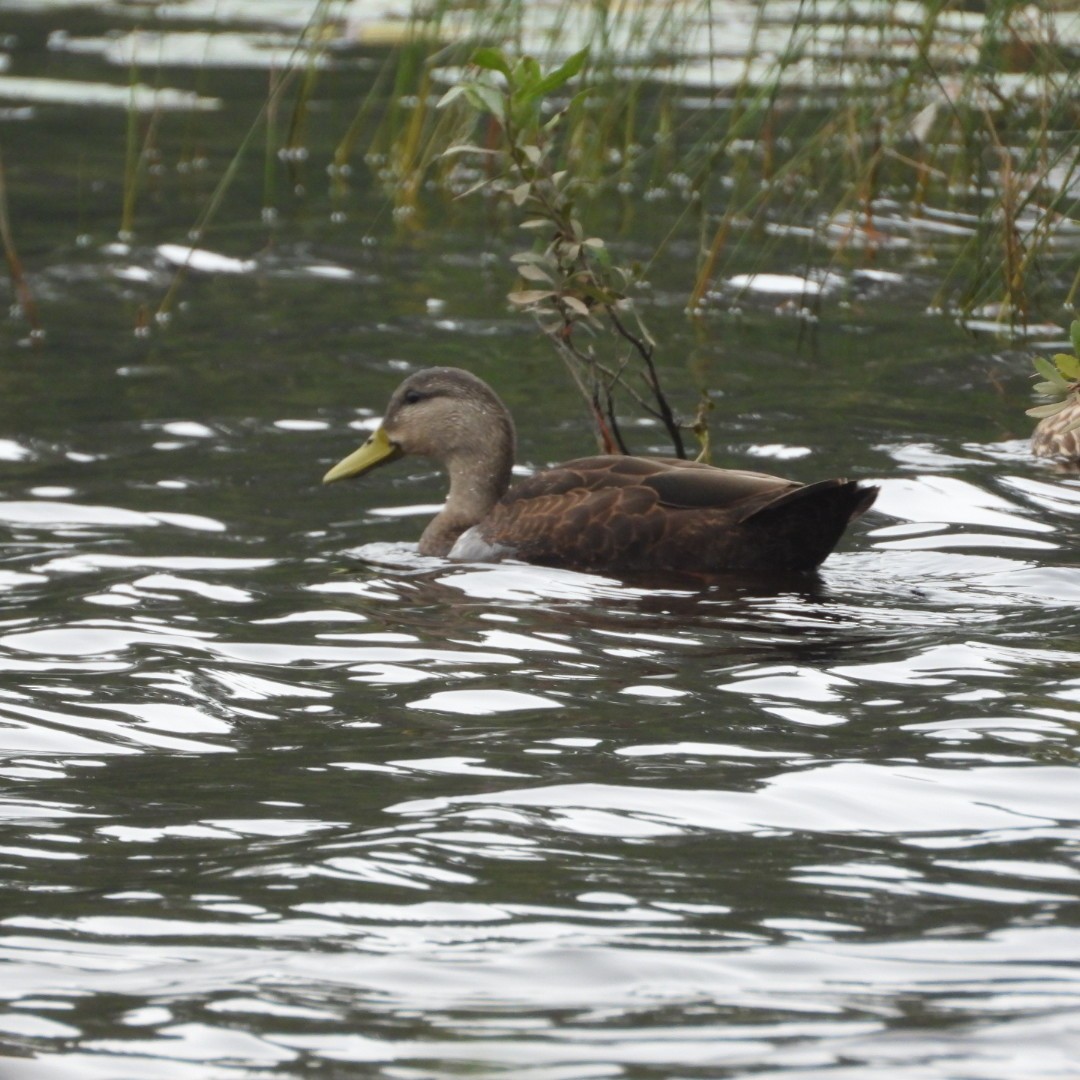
[403,389,424,405]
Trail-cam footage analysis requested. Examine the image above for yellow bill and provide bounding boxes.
[322,426,402,484]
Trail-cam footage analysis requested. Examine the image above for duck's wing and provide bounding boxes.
[503,455,798,513]
[476,456,875,573]
[481,462,665,570]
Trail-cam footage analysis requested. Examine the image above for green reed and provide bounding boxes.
[362,0,1078,326]
[137,0,1077,440]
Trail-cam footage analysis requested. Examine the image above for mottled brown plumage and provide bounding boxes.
[323,367,878,575]
[1031,392,1080,463]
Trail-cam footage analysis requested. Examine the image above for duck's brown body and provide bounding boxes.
[471,454,875,574]
[323,367,878,575]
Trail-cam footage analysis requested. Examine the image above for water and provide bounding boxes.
[1,2,1079,1077]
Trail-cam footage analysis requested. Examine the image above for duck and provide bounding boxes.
[1031,393,1080,462]
[322,367,879,575]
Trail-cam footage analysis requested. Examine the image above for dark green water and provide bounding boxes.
[0,4,1078,1078]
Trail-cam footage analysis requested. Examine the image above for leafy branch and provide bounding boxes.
[438,47,690,458]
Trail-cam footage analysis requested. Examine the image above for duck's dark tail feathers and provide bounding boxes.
[743,479,879,572]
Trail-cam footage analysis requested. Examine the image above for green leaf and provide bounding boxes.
[471,47,512,78]
[1033,356,1068,388]
[507,289,555,305]
[514,56,543,93]
[463,83,506,122]
[561,295,590,317]
[542,112,565,135]
[1033,380,1064,396]
[1053,352,1080,379]
[535,47,589,96]
[567,87,593,111]
[1070,319,1080,358]
[438,144,500,159]
[436,85,468,109]
[592,244,613,269]
[1026,400,1069,418]
[509,98,542,135]
[517,263,554,283]
[519,219,550,230]
[453,177,494,200]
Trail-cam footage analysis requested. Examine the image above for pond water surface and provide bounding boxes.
[1,3,1079,1078]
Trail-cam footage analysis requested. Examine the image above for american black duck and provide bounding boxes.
[323,367,878,574]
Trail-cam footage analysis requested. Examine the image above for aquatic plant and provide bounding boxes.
[437,46,693,457]
[336,0,1078,439]
[119,0,1077,440]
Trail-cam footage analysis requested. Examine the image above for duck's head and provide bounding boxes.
[322,366,516,486]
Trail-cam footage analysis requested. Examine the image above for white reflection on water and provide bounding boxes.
[0,423,1078,1077]
[50,29,329,71]
[0,921,1077,1076]
[0,75,219,111]
[387,755,531,778]
[389,763,1080,838]
[618,742,808,760]
[872,476,1056,533]
[407,690,563,715]
[156,244,257,275]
